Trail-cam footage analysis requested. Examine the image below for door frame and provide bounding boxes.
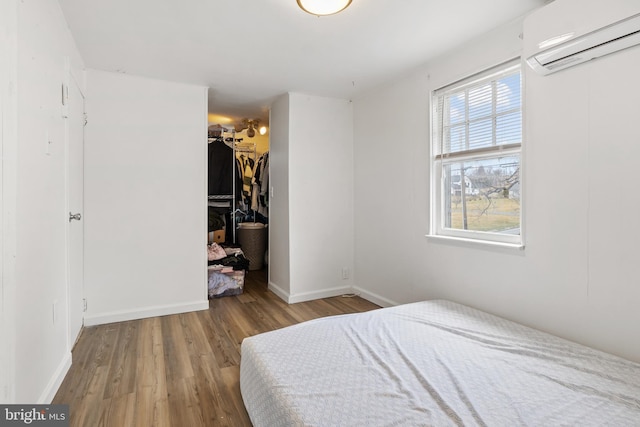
[0,0,18,403]
[64,60,86,351]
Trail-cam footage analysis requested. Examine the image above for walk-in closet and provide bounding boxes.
[206,123,269,298]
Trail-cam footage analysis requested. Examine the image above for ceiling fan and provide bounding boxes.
[234,118,266,138]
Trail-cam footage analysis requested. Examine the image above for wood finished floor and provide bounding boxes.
[52,269,380,426]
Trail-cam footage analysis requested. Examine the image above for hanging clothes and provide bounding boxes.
[259,153,269,214]
[237,154,255,207]
[251,152,269,217]
[208,139,241,199]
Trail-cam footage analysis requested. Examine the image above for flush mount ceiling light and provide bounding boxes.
[297,0,352,16]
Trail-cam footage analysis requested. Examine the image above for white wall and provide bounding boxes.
[268,94,291,297]
[288,93,354,302]
[7,0,85,403]
[353,4,640,362]
[268,93,354,303]
[83,69,209,325]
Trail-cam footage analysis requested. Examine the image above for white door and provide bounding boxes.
[67,75,85,347]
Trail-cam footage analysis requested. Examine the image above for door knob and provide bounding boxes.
[69,212,82,222]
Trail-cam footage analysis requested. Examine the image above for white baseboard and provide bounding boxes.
[352,286,399,308]
[268,282,354,304]
[288,285,353,304]
[267,281,290,303]
[84,300,209,326]
[39,351,72,404]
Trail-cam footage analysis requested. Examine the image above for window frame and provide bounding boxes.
[429,58,524,247]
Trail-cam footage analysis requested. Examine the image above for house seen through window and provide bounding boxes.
[431,59,522,245]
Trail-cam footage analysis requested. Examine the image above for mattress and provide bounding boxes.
[240,300,640,426]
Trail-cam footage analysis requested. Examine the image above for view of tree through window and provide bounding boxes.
[432,59,522,244]
[444,157,520,233]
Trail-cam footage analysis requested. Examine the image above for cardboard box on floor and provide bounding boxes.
[208,229,225,244]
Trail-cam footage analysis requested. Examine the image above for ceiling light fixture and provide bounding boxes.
[297,0,352,16]
[236,119,262,138]
[247,123,256,138]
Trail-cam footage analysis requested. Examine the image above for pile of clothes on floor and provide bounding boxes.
[207,243,250,298]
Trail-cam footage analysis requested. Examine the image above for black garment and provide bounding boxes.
[208,207,225,232]
[208,141,241,198]
[207,254,250,271]
[224,211,233,243]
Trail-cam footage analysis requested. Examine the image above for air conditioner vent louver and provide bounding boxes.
[527,12,640,75]
[546,56,583,70]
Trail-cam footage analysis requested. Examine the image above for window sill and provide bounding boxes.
[426,234,525,251]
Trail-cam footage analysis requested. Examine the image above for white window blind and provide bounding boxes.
[431,59,523,246]
[434,61,521,158]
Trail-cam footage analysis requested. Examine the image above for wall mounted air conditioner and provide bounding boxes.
[524,0,640,76]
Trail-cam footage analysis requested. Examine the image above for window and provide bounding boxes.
[431,59,522,246]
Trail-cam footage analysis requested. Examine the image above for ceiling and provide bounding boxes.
[58,0,546,126]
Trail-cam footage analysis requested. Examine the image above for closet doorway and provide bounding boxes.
[206,122,269,297]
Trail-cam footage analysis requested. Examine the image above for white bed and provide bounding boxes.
[240,300,640,426]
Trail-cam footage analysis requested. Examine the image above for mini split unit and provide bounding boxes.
[524,0,640,75]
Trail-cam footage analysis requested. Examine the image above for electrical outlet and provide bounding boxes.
[342,267,349,280]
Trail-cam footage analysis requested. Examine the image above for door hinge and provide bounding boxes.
[82,298,87,312]
[61,83,69,118]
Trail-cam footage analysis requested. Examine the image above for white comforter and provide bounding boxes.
[240,300,640,426]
